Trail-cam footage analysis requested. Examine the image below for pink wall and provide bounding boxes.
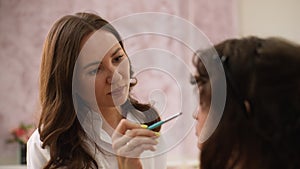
[0,0,237,165]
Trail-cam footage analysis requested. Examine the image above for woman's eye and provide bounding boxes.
[191,76,205,85]
[88,65,103,75]
[113,55,124,63]
[198,76,209,85]
[88,69,99,75]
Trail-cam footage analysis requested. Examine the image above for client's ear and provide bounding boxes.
[244,100,251,113]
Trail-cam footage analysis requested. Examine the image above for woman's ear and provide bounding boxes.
[244,100,251,113]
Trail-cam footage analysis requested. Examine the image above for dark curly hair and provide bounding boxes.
[193,36,300,169]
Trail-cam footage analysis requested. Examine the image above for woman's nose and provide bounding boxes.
[106,70,122,84]
[193,107,200,120]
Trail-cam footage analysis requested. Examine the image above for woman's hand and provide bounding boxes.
[112,119,159,169]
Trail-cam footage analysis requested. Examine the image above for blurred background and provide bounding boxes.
[0,0,299,168]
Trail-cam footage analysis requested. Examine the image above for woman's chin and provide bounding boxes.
[197,141,203,150]
[111,95,128,106]
[196,133,203,149]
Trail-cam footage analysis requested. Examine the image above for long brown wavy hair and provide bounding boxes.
[193,37,300,169]
[38,12,160,169]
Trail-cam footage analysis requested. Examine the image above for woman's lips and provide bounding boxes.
[108,86,126,96]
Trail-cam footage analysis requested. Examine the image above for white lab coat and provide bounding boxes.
[27,111,167,169]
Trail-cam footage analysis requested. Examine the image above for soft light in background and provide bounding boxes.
[0,0,299,167]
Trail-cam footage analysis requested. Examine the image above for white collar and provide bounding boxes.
[79,110,144,145]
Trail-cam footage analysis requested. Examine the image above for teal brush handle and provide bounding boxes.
[147,121,164,130]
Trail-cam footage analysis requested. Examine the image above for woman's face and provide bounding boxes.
[193,81,211,149]
[75,30,130,111]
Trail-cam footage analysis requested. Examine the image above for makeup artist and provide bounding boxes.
[27,12,166,169]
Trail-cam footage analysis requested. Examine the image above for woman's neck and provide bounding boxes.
[99,106,124,136]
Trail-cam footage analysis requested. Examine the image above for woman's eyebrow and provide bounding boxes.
[83,61,100,70]
[111,47,121,57]
[83,47,122,70]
